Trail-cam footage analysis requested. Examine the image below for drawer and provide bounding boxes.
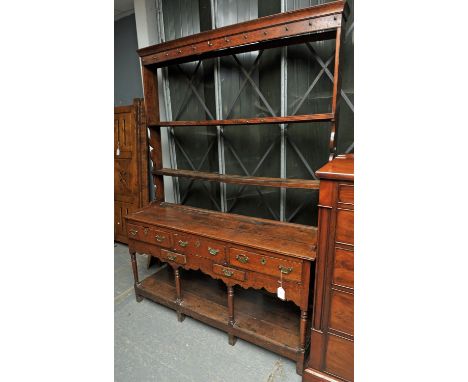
[127,223,148,241]
[324,334,354,381]
[335,209,354,245]
[338,184,354,204]
[127,223,173,248]
[213,264,245,282]
[333,247,354,289]
[329,290,354,336]
[229,248,302,282]
[172,232,200,255]
[161,249,186,265]
[199,239,226,263]
[151,228,172,248]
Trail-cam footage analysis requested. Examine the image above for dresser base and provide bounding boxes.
[135,266,309,375]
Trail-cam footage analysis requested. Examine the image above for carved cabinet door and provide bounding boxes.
[114,100,149,243]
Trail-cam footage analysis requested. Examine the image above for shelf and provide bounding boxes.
[150,113,334,127]
[138,1,348,67]
[137,267,303,360]
[153,168,320,190]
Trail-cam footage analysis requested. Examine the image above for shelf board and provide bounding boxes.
[150,113,333,127]
[137,267,302,360]
[153,168,320,190]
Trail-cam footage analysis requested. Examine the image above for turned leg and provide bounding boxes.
[130,251,143,302]
[296,310,308,374]
[227,285,236,345]
[174,268,185,322]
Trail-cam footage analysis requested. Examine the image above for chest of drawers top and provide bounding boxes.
[126,202,317,261]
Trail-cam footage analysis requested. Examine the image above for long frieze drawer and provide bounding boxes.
[324,334,354,382]
[329,289,354,336]
[335,209,354,245]
[172,232,200,255]
[333,247,354,289]
[199,239,226,263]
[161,249,187,265]
[228,248,302,282]
[338,184,354,204]
[213,264,246,282]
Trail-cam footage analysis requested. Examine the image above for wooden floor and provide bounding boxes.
[138,266,304,360]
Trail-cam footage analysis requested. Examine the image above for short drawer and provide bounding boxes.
[213,264,245,282]
[335,209,354,245]
[228,248,302,282]
[333,247,354,289]
[127,223,147,241]
[172,232,200,255]
[338,184,354,204]
[151,228,172,248]
[199,239,226,263]
[329,289,354,336]
[161,249,187,265]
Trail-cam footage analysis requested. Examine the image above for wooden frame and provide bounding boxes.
[126,1,351,377]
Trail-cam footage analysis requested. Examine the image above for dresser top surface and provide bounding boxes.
[316,154,354,181]
[126,202,317,261]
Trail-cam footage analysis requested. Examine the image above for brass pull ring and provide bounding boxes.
[208,247,219,256]
[236,254,249,264]
[279,265,293,275]
[223,269,234,277]
[155,235,165,242]
[178,240,188,248]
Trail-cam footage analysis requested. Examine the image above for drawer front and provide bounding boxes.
[329,290,354,336]
[335,209,354,245]
[199,239,226,263]
[229,248,302,282]
[333,247,354,289]
[161,249,187,265]
[151,228,172,248]
[324,334,354,381]
[172,232,200,255]
[127,223,147,241]
[338,184,354,204]
[213,264,245,282]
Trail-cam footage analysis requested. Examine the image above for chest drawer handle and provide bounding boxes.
[223,269,234,277]
[178,240,188,248]
[129,229,138,236]
[208,247,219,256]
[279,265,293,275]
[167,254,177,261]
[155,234,165,242]
[236,254,249,264]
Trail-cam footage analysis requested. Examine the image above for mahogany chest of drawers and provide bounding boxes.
[303,154,354,382]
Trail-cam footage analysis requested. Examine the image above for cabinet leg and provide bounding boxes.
[174,268,185,322]
[227,285,236,346]
[130,251,142,302]
[299,310,307,350]
[130,251,139,285]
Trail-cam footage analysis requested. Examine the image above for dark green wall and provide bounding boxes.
[114,14,143,106]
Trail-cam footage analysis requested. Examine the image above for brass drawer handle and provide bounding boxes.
[208,247,219,256]
[236,254,249,264]
[279,265,293,275]
[178,240,188,248]
[155,234,165,242]
[223,269,234,277]
[167,254,177,261]
[129,229,138,236]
